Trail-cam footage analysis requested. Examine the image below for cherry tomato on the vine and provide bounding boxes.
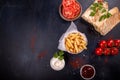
[114,40,120,48]
[111,47,119,55]
[103,48,110,56]
[99,40,107,48]
[95,48,103,56]
[107,39,114,47]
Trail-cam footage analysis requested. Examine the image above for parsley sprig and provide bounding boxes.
[53,50,64,60]
[90,2,103,16]
[99,12,112,21]
[90,2,112,21]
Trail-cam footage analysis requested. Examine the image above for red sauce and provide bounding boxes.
[37,50,48,59]
[30,34,37,53]
[69,57,85,69]
[30,27,37,53]
[81,65,95,79]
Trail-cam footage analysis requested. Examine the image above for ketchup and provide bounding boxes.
[80,65,95,79]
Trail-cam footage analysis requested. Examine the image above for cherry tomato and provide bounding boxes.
[111,47,119,55]
[107,39,114,47]
[103,48,110,56]
[114,40,120,48]
[95,48,103,56]
[99,40,107,48]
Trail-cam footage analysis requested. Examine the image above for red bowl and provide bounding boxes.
[59,1,82,21]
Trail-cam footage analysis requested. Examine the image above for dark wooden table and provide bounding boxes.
[0,0,120,80]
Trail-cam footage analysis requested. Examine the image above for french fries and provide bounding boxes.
[65,32,87,54]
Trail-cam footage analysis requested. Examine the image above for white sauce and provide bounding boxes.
[50,57,65,71]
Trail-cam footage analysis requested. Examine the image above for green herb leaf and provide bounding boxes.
[99,12,112,21]
[102,9,106,13]
[58,50,64,56]
[53,50,64,60]
[108,13,112,16]
[99,2,103,6]
[103,15,107,19]
[90,6,96,12]
[93,3,98,7]
[99,16,103,21]
[53,52,58,58]
[99,15,106,21]
[58,56,64,60]
[106,12,112,18]
[90,12,96,16]
[98,5,103,10]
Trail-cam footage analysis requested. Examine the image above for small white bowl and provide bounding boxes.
[50,57,65,71]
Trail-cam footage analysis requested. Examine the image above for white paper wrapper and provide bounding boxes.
[58,22,88,54]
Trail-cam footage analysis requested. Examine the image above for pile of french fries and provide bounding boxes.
[65,32,87,54]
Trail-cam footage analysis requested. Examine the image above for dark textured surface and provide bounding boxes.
[0,0,120,80]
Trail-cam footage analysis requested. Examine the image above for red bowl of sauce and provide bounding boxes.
[80,64,96,80]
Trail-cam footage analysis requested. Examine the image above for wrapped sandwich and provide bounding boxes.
[82,0,120,35]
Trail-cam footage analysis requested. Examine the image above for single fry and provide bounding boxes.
[73,42,77,53]
[66,38,73,48]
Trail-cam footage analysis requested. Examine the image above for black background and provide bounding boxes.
[0,0,120,80]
